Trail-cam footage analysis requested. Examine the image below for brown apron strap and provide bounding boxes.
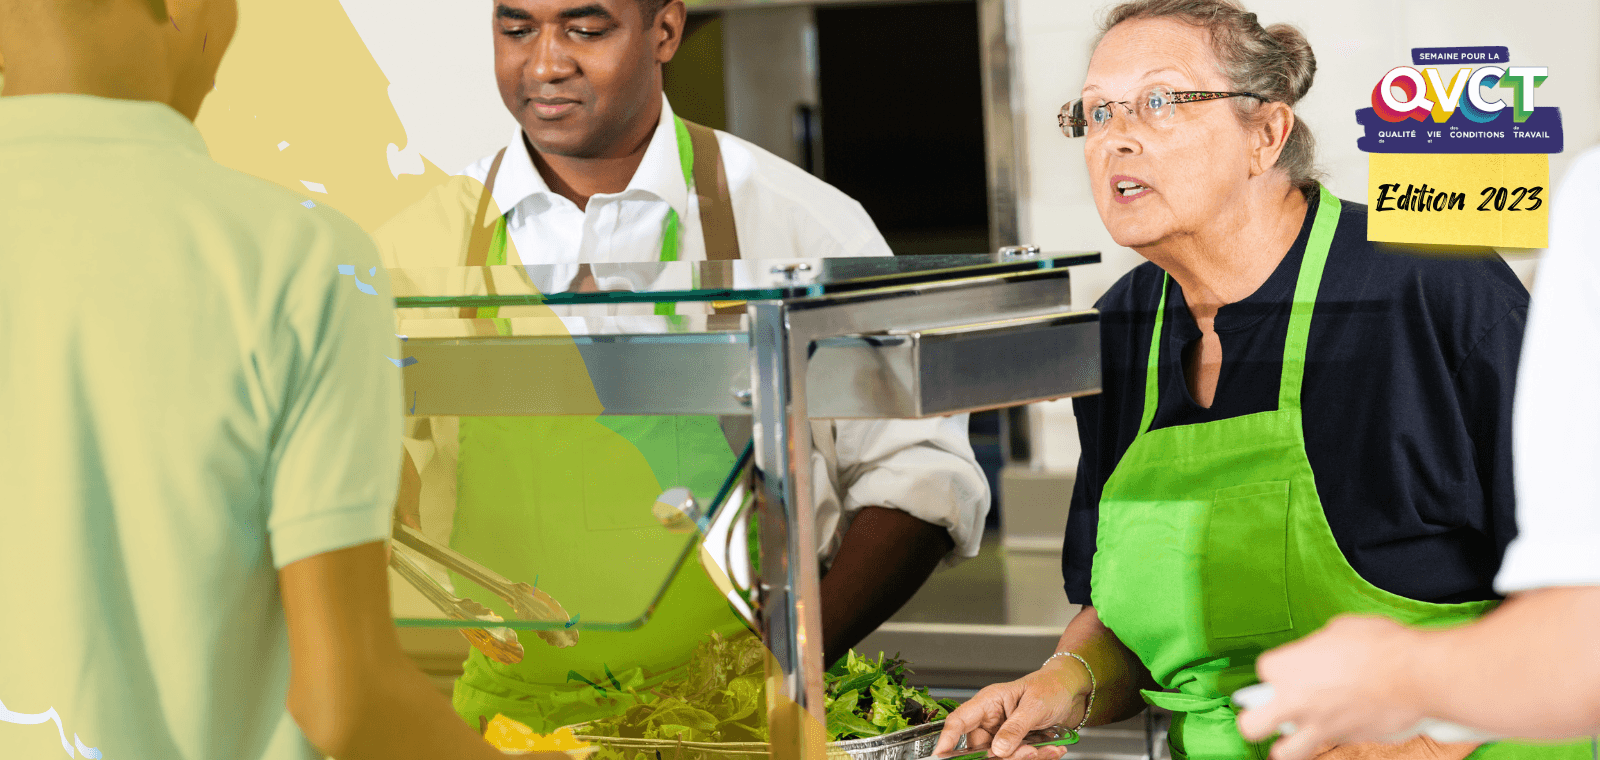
[682,120,740,262]
[683,120,749,446]
[680,119,743,317]
[460,147,508,320]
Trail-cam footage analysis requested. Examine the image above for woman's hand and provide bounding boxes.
[1237,615,1433,760]
[933,659,1089,760]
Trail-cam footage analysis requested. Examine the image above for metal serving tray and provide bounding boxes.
[568,720,950,760]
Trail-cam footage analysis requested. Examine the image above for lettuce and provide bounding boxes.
[581,636,956,750]
[823,651,954,742]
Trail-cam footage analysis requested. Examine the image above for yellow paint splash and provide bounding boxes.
[194,0,449,232]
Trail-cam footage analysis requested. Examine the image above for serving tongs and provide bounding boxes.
[389,545,527,665]
[390,521,580,648]
[927,726,1080,760]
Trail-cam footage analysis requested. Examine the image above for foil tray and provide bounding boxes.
[569,719,958,760]
[829,720,952,760]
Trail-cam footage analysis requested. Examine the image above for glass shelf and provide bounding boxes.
[391,252,1098,309]
[386,252,1102,631]
[396,314,746,340]
[390,440,755,632]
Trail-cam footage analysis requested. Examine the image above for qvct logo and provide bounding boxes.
[1356,46,1564,154]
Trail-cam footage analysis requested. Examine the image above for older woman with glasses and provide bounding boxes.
[934,2,1585,760]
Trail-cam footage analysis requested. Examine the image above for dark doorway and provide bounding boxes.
[815,0,990,256]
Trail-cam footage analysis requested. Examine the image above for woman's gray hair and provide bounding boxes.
[1096,0,1322,196]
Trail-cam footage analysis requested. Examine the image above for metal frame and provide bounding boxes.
[395,254,1100,760]
[745,263,1095,757]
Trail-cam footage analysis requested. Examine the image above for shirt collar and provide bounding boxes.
[0,94,208,155]
[492,93,689,220]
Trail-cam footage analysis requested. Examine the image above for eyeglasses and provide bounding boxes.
[1058,87,1271,137]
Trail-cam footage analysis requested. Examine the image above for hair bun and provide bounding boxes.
[1095,0,1324,195]
[1266,23,1316,104]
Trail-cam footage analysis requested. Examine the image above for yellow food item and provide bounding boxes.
[484,715,591,754]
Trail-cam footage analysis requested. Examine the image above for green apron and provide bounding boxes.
[1089,185,1590,760]
[449,415,752,732]
[446,116,754,733]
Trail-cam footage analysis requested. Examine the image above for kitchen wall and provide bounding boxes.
[199,0,1594,471]
[1015,0,1600,471]
[335,0,515,178]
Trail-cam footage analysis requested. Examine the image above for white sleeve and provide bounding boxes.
[1495,147,1600,594]
[832,415,992,565]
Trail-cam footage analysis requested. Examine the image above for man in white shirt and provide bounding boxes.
[0,1,547,759]
[376,0,990,733]
[1235,147,1600,759]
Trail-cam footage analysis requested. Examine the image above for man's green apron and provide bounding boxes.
[1090,185,1590,760]
[445,115,754,733]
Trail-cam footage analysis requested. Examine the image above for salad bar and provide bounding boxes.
[387,252,1103,760]
[549,632,1077,760]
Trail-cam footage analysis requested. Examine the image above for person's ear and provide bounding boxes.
[655,0,686,65]
[1249,102,1294,179]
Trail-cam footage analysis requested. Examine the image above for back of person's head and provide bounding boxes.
[0,0,237,119]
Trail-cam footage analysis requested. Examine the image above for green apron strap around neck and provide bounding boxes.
[1140,274,1170,435]
[653,115,698,315]
[473,116,708,318]
[1137,184,1341,431]
[1278,184,1341,411]
[475,217,511,322]
[673,114,695,193]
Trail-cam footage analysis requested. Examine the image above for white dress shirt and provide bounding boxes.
[1495,145,1600,593]
[392,95,990,566]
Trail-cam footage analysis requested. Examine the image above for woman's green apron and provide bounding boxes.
[1089,185,1589,760]
[445,115,754,733]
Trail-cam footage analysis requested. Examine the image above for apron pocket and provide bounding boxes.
[1203,481,1294,641]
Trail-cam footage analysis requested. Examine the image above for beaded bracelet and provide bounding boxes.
[1043,651,1096,731]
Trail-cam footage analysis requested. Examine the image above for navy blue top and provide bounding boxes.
[1063,193,1529,606]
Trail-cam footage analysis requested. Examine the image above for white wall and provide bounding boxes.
[337,0,516,176]
[1014,0,1600,470]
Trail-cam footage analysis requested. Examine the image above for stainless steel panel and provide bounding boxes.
[976,0,1025,251]
[855,622,1063,688]
[750,300,830,754]
[404,308,1099,418]
[804,310,1100,418]
[786,268,1075,338]
[403,335,748,417]
[914,310,1100,413]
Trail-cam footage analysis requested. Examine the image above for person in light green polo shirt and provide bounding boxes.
[0,1,559,758]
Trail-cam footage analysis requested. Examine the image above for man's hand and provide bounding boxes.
[933,660,1087,760]
[1237,615,1434,760]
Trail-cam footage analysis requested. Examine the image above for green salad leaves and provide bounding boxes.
[582,631,770,745]
[823,650,960,742]
[579,632,960,753]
